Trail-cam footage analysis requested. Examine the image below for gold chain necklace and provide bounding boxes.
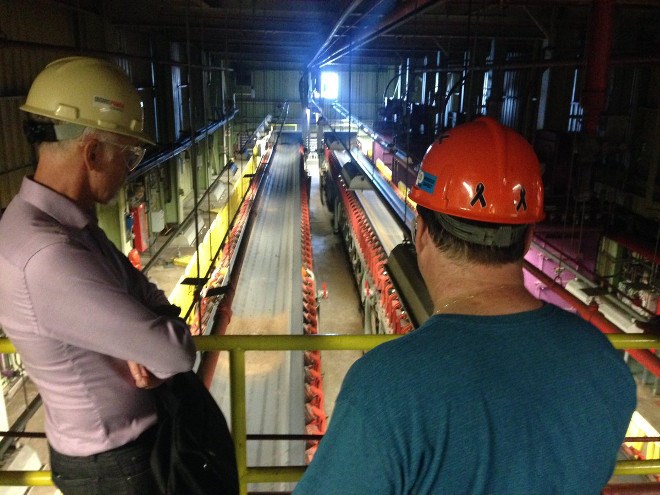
[433,285,510,315]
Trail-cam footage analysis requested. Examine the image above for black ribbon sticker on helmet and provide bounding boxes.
[516,187,528,212]
[470,182,486,208]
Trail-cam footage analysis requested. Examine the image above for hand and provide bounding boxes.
[127,361,164,389]
[154,304,182,318]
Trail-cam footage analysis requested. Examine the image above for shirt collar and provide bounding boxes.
[18,176,95,229]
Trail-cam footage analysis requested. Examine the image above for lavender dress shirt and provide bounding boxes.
[0,177,196,456]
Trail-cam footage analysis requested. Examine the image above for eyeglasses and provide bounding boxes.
[96,138,146,172]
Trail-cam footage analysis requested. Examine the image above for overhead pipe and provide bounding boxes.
[340,54,657,97]
[10,32,650,74]
[524,261,660,378]
[316,0,442,67]
[582,0,615,135]
[408,54,658,74]
[307,0,365,69]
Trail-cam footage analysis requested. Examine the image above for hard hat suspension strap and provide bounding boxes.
[435,212,528,248]
[23,120,85,144]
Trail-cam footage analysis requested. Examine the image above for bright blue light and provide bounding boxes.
[321,72,339,100]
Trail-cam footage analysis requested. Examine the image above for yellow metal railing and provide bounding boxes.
[1,333,660,493]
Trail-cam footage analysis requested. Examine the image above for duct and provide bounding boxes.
[582,0,615,135]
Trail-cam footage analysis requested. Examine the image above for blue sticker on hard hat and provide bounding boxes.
[416,170,436,194]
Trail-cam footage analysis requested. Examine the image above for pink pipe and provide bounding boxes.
[524,261,660,378]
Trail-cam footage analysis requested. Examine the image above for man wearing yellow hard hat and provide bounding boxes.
[0,57,195,494]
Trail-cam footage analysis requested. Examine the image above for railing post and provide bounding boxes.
[230,348,248,495]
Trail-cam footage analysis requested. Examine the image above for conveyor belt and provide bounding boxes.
[329,148,411,257]
[355,189,406,256]
[209,141,304,490]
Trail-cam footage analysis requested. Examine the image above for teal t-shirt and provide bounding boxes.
[294,304,636,495]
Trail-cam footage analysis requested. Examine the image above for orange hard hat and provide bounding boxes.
[409,117,544,225]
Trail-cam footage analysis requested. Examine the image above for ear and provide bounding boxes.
[415,215,429,251]
[81,139,100,171]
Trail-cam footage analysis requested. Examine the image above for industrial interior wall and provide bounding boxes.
[0,0,240,253]
[97,188,132,253]
[162,161,180,231]
[0,0,163,208]
[0,1,71,209]
[335,66,396,124]
[237,67,395,128]
[240,70,303,124]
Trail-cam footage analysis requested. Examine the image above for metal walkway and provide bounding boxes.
[209,139,305,491]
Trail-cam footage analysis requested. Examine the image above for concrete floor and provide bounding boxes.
[305,151,363,419]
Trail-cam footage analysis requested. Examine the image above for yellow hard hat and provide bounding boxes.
[20,57,154,145]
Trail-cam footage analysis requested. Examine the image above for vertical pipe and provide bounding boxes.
[582,0,614,135]
[184,2,203,331]
[349,37,353,145]
[434,50,441,133]
[230,349,248,495]
[421,56,428,106]
[197,285,235,388]
[149,38,160,145]
[404,57,410,104]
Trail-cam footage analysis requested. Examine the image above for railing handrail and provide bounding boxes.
[192,332,660,350]
[0,332,659,492]
[0,333,657,355]
[0,332,654,354]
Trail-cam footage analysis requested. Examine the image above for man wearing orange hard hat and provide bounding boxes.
[295,117,635,494]
[0,57,195,494]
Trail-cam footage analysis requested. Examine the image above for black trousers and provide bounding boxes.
[49,426,160,495]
